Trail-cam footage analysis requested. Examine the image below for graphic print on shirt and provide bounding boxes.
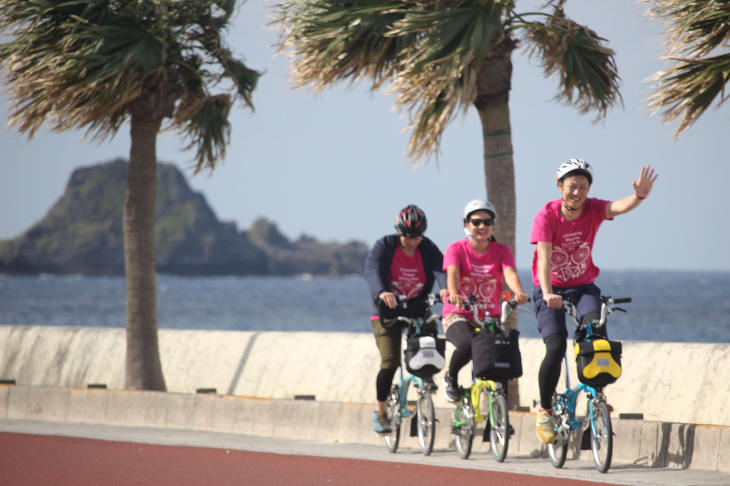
[460,264,498,314]
[390,266,425,299]
[551,233,591,281]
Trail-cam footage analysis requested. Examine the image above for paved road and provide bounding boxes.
[1,420,728,486]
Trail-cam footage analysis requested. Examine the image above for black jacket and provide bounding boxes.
[364,234,447,314]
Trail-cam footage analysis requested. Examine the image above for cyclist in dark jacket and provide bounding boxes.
[364,204,447,434]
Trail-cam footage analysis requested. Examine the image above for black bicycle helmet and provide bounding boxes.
[395,204,427,237]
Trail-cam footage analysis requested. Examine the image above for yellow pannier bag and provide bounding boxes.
[574,339,622,388]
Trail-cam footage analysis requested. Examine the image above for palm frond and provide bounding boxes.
[643,0,730,139]
[644,0,730,57]
[176,94,233,172]
[272,0,418,91]
[646,53,730,137]
[523,8,622,121]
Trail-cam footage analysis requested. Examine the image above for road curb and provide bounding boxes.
[1,383,728,473]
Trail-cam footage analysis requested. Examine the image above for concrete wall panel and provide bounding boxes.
[0,385,8,419]
[691,425,721,471]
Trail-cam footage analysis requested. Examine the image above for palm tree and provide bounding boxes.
[644,0,730,138]
[0,0,260,390]
[274,0,621,407]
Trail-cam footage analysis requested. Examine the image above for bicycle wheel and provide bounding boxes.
[591,400,613,473]
[416,391,436,456]
[454,395,475,460]
[489,392,509,462]
[384,385,401,453]
[548,403,569,468]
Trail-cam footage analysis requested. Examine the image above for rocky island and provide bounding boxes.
[0,159,369,276]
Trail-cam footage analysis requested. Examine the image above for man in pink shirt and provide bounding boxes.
[531,159,658,444]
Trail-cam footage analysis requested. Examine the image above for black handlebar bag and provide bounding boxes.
[377,298,431,330]
[405,333,446,377]
[574,338,622,387]
[472,328,523,380]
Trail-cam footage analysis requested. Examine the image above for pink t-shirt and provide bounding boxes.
[442,239,516,320]
[370,246,427,320]
[388,246,427,299]
[530,198,611,287]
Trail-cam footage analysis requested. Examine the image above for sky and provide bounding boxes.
[1,0,729,272]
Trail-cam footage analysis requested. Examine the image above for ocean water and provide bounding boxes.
[0,271,728,343]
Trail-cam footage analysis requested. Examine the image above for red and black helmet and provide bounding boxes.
[395,204,427,237]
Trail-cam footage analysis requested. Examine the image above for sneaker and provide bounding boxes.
[422,376,438,391]
[536,409,555,444]
[372,410,391,434]
[442,374,460,402]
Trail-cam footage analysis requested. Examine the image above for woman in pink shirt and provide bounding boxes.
[531,159,658,444]
[441,200,529,402]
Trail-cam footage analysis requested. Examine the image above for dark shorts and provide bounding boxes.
[533,283,601,339]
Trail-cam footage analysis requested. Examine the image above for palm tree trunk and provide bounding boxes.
[124,109,166,391]
[474,35,520,408]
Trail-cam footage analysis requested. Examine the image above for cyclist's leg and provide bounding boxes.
[372,318,401,431]
[534,286,569,443]
[443,314,472,401]
[445,318,472,378]
[538,333,568,409]
[574,283,605,342]
[534,287,570,406]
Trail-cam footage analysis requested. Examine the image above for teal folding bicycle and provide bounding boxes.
[547,293,631,473]
[382,294,444,456]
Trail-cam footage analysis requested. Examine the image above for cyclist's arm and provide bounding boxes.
[364,238,397,308]
[536,241,562,309]
[426,239,448,291]
[606,165,658,219]
[446,264,463,308]
[503,266,529,305]
[606,194,642,219]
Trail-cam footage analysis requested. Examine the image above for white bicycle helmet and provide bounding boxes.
[556,159,593,185]
[462,199,496,239]
[463,199,496,221]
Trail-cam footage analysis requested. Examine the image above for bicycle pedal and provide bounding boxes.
[451,427,462,436]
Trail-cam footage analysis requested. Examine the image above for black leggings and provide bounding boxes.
[376,368,397,402]
[538,332,567,410]
[446,320,473,378]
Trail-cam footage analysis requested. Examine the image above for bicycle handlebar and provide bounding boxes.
[462,295,531,328]
[611,297,632,304]
[377,293,442,327]
[563,295,631,329]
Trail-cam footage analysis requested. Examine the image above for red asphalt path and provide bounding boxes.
[0,432,615,486]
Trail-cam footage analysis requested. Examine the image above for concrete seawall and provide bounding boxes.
[1,325,728,427]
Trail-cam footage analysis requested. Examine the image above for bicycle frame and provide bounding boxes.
[451,295,527,460]
[383,294,443,455]
[549,294,630,472]
[392,314,438,418]
[555,297,623,441]
[552,355,602,445]
[466,297,521,427]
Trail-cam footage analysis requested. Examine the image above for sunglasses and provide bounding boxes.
[469,218,494,227]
